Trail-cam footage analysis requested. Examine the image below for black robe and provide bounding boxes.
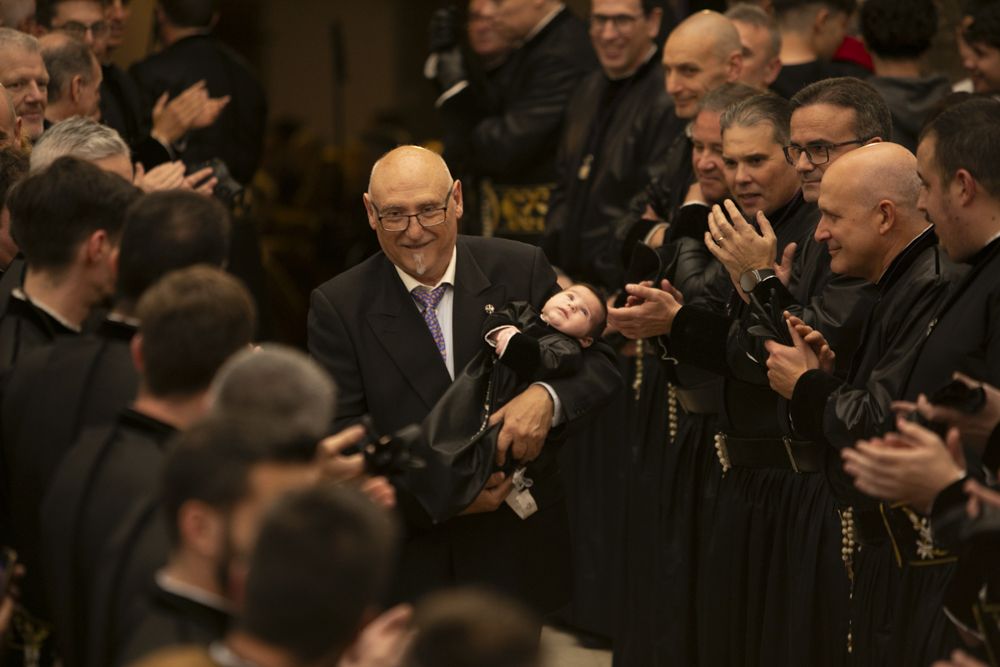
[543,51,682,289]
[0,290,78,373]
[785,228,962,665]
[39,409,176,667]
[668,192,856,667]
[117,582,231,666]
[863,235,1000,666]
[439,7,597,244]
[0,317,137,631]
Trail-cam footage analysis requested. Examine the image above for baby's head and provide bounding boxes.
[540,283,606,347]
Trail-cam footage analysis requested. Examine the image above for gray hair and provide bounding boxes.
[721,92,792,146]
[30,117,130,173]
[725,3,782,60]
[0,26,38,54]
[42,38,97,105]
[210,344,338,442]
[699,81,760,115]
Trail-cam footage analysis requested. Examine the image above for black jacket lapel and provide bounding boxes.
[452,241,506,372]
[366,260,453,412]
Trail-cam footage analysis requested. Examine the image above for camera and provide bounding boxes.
[347,417,424,477]
[190,159,245,210]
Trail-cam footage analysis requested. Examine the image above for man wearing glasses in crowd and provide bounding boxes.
[308,145,621,616]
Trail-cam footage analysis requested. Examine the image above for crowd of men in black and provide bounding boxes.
[2,0,1000,666]
[420,0,1000,666]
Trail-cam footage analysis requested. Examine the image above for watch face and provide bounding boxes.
[740,270,757,293]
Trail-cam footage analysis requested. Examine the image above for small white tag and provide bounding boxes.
[505,467,537,519]
[505,487,538,519]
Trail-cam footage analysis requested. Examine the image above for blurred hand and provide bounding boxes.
[460,471,514,515]
[150,80,210,144]
[317,425,366,482]
[183,165,218,197]
[339,604,414,667]
[932,650,990,667]
[842,420,966,513]
[964,478,1000,519]
[191,95,230,130]
[134,161,186,192]
[906,373,1000,453]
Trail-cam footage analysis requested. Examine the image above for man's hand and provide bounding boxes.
[764,319,818,399]
[905,373,1000,453]
[151,80,211,145]
[317,425,367,482]
[460,471,514,515]
[338,604,414,667]
[932,650,990,667]
[784,313,835,373]
[842,419,967,513]
[704,199,777,283]
[191,95,230,130]
[134,161,187,192]
[487,384,554,466]
[964,478,1000,519]
[775,242,796,286]
[317,425,396,508]
[606,279,684,339]
[183,165,218,197]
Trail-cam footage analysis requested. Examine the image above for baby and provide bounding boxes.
[408,283,607,523]
[484,283,606,382]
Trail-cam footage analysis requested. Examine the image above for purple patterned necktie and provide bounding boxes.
[412,285,448,362]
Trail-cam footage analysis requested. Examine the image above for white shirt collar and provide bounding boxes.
[155,570,233,614]
[523,3,565,43]
[11,287,81,333]
[395,247,458,294]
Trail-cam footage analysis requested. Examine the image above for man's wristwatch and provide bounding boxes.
[739,268,776,293]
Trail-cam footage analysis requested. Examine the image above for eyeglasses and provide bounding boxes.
[589,13,642,32]
[783,138,869,166]
[55,20,110,40]
[371,182,454,232]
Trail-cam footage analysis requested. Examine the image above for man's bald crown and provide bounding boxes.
[668,10,743,60]
[367,145,453,196]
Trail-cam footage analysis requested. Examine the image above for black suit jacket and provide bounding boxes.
[307,235,621,611]
[129,35,267,184]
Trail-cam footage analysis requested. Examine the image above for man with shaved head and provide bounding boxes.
[308,146,620,614]
[432,0,595,244]
[662,9,743,119]
[761,142,962,667]
[618,9,743,251]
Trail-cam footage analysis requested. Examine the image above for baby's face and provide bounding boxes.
[541,285,602,342]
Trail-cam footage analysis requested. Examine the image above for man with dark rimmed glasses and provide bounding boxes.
[307,145,621,616]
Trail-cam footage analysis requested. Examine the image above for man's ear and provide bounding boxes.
[579,336,593,348]
[362,192,377,231]
[726,50,744,82]
[954,169,978,207]
[70,74,84,104]
[813,6,830,37]
[452,179,464,220]
[876,200,896,234]
[84,228,110,263]
[130,332,145,374]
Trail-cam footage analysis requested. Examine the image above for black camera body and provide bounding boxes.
[348,417,423,478]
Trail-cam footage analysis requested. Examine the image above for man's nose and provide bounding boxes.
[795,151,813,172]
[403,216,424,239]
